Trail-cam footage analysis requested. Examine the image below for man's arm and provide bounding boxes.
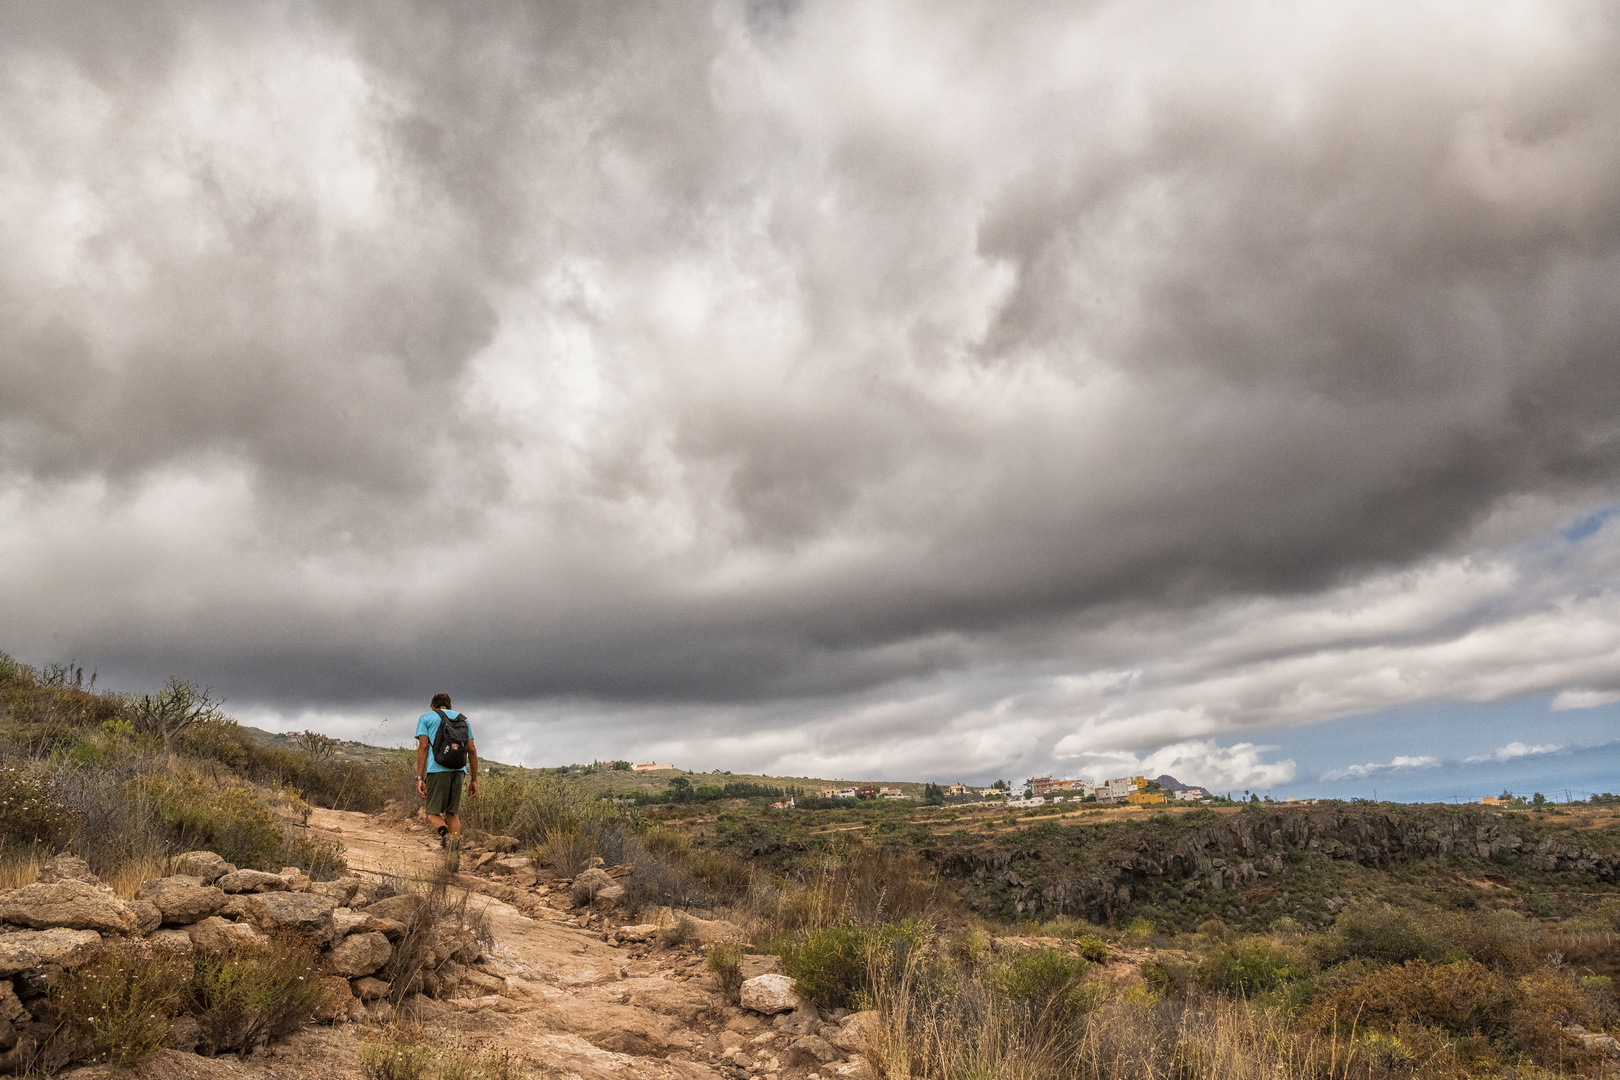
[416,735,430,800]
[467,740,478,797]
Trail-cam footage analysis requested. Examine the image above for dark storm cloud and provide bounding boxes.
[5,0,1620,739]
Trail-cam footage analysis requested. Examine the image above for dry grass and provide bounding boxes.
[0,852,41,891]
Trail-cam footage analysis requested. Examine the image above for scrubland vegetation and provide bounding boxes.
[3,648,1618,1076]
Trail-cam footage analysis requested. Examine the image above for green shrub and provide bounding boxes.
[143,773,343,876]
[993,947,1096,1028]
[1201,937,1309,995]
[779,920,930,1010]
[47,940,192,1069]
[1312,903,1448,967]
[188,934,326,1052]
[707,943,744,1002]
[359,1028,436,1080]
[0,765,76,851]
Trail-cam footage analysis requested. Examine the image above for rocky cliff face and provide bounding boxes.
[929,806,1620,926]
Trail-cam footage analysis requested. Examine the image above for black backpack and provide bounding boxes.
[431,709,471,770]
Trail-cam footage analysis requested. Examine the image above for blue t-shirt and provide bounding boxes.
[416,710,473,774]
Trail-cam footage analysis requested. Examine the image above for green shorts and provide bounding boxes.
[425,770,464,816]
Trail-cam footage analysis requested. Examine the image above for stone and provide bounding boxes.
[324,931,393,977]
[739,953,784,979]
[36,854,104,889]
[216,869,288,894]
[489,856,531,876]
[124,899,163,935]
[172,851,233,885]
[135,877,226,925]
[0,982,24,1024]
[333,908,369,937]
[184,916,267,953]
[0,881,135,934]
[775,1005,821,1035]
[312,975,354,1021]
[312,878,362,905]
[363,894,421,924]
[0,1014,16,1053]
[626,980,714,1022]
[833,1010,881,1054]
[787,1035,839,1066]
[149,928,196,954]
[571,867,620,905]
[830,1057,875,1079]
[279,867,312,893]
[741,974,803,1015]
[245,892,337,942]
[0,929,100,975]
[365,917,407,941]
[615,923,662,943]
[352,976,390,1001]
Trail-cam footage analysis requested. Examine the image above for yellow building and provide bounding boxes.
[1127,790,1167,806]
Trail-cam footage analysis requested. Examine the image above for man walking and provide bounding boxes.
[416,693,478,860]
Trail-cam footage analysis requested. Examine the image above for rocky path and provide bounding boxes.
[67,809,871,1080]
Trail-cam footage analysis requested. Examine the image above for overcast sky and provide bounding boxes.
[4,1,1620,797]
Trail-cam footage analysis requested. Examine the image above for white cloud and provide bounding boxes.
[1551,690,1620,711]
[1321,755,1440,782]
[1464,741,1561,763]
[1054,738,1295,792]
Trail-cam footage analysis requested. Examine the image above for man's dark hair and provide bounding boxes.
[430,693,452,709]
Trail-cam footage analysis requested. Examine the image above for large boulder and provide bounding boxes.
[0,881,135,934]
[149,929,195,955]
[740,953,784,979]
[787,1035,839,1066]
[571,868,624,906]
[351,976,390,1001]
[36,854,104,889]
[135,877,226,925]
[833,1010,881,1053]
[246,892,337,942]
[311,975,354,1022]
[184,916,266,953]
[0,929,100,975]
[361,894,420,924]
[323,931,392,978]
[171,852,233,885]
[312,878,362,906]
[123,899,163,935]
[740,974,803,1015]
[216,869,288,894]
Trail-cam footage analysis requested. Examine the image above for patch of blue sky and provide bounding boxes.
[1563,503,1620,543]
[1239,695,1620,804]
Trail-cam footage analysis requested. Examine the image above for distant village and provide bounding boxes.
[793,773,1222,810]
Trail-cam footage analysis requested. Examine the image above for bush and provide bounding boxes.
[188,934,326,1053]
[1312,903,1449,967]
[46,941,192,1069]
[0,765,76,851]
[993,947,1096,1029]
[779,921,931,1010]
[1201,936,1309,995]
[707,943,744,1003]
[1311,959,1513,1038]
[143,773,344,876]
[359,1027,436,1080]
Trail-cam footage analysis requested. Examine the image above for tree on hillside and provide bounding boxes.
[130,677,226,758]
[923,782,945,806]
[295,730,338,761]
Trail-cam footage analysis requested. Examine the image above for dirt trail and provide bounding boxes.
[64,809,842,1080]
